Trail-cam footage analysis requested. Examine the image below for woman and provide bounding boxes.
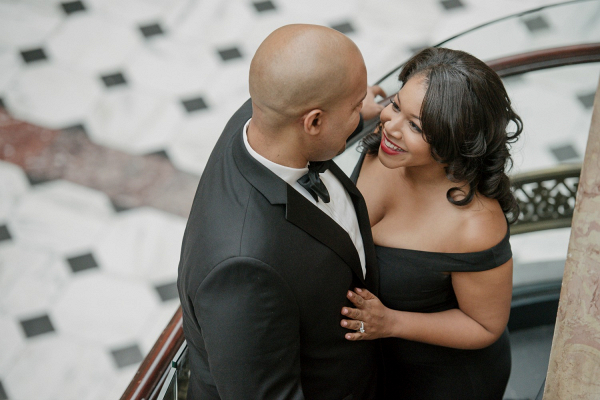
[341,47,522,399]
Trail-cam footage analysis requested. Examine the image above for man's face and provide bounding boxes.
[309,60,368,161]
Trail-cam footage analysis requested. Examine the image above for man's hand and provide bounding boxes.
[361,85,387,121]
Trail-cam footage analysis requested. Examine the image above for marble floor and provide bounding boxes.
[0,0,598,399]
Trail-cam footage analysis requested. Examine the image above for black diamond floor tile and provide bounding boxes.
[0,225,12,242]
[440,0,464,10]
[20,314,55,338]
[111,344,144,369]
[140,23,164,38]
[331,22,355,34]
[181,96,208,113]
[26,174,53,186]
[253,0,276,12]
[218,47,243,61]
[523,15,550,33]
[577,91,596,109]
[148,149,170,160]
[101,72,127,88]
[0,380,7,400]
[550,144,579,162]
[155,281,178,302]
[62,123,88,135]
[110,199,132,213]
[20,48,48,63]
[61,1,86,14]
[67,253,99,273]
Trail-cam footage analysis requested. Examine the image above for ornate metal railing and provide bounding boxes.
[510,164,581,235]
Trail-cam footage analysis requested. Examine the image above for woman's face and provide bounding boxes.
[378,75,435,170]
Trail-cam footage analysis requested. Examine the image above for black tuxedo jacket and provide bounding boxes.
[178,99,379,400]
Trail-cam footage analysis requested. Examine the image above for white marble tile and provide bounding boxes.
[86,87,184,154]
[170,0,257,47]
[506,83,589,168]
[0,312,26,376]
[137,301,180,355]
[104,366,139,400]
[0,161,29,223]
[46,338,119,400]
[52,273,160,346]
[513,258,565,287]
[94,207,185,282]
[0,243,54,305]
[3,335,114,400]
[0,244,69,317]
[167,107,235,175]
[510,227,572,265]
[3,63,103,129]
[203,62,250,110]
[0,48,21,93]
[47,13,143,75]
[88,0,184,26]
[0,2,62,49]
[125,39,218,97]
[9,180,113,254]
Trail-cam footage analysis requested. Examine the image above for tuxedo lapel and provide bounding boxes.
[285,186,367,287]
[328,162,379,294]
[232,122,366,285]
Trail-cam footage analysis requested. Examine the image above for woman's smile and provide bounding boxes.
[380,129,406,155]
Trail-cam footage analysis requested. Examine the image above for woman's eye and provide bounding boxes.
[409,121,422,133]
[390,99,400,112]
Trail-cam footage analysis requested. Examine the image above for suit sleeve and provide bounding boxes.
[195,257,305,400]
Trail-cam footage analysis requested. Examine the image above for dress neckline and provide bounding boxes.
[374,222,510,256]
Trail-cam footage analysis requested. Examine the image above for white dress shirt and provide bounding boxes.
[243,119,366,277]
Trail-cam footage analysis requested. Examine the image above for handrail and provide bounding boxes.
[121,307,184,400]
[488,43,600,77]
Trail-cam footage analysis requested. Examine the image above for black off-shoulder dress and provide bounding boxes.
[351,152,512,400]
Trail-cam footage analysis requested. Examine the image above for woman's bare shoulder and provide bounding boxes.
[455,196,508,253]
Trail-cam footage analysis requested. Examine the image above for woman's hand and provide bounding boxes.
[341,288,391,341]
[361,86,387,120]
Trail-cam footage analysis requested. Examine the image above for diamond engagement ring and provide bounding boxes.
[359,321,365,333]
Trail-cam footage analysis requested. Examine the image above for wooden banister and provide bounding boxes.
[121,307,184,400]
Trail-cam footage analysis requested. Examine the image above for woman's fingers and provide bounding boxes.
[345,332,364,341]
[370,85,387,99]
[347,290,365,307]
[340,319,363,331]
[355,288,376,300]
[341,306,362,320]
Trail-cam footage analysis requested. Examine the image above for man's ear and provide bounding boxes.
[303,109,323,136]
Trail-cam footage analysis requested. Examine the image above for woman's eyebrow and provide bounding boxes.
[397,93,421,121]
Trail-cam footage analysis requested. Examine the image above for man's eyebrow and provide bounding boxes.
[357,92,367,105]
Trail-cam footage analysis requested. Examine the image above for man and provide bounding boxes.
[178,24,382,399]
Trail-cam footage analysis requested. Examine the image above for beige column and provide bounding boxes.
[543,77,600,399]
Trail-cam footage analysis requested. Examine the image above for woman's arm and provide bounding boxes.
[341,259,513,349]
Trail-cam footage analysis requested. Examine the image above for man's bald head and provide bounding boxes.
[249,24,366,128]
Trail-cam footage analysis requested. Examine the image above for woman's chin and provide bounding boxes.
[377,149,403,169]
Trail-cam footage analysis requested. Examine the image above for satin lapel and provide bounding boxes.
[328,162,379,295]
[285,186,366,286]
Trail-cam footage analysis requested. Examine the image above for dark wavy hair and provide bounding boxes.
[362,47,522,222]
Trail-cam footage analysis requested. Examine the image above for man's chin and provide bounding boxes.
[335,144,347,157]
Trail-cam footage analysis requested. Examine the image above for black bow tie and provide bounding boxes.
[297,160,331,203]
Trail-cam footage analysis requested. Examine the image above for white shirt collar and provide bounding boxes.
[242,119,308,185]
